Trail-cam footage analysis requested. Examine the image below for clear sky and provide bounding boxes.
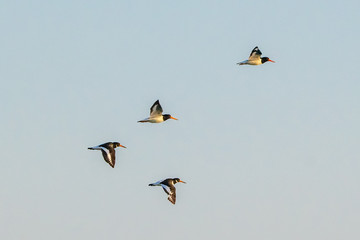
[1,0,360,239]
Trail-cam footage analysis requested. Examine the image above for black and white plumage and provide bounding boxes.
[149,178,186,204]
[88,142,126,168]
[138,100,178,123]
[237,46,275,65]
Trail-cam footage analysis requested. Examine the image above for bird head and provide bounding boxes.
[113,142,127,148]
[163,114,178,121]
[174,178,186,184]
[261,57,275,64]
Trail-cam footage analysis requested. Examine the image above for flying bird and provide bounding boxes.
[237,46,275,65]
[88,142,126,168]
[138,100,178,123]
[149,178,186,204]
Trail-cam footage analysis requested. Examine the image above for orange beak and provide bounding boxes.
[170,116,178,120]
[119,145,127,148]
[268,59,275,63]
[179,180,186,184]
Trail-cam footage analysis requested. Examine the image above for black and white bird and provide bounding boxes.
[149,178,186,204]
[237,46,275,65]
[88,142,126,168]
[138,100,178,123]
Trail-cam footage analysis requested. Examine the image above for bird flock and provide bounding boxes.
[88,46,275,205]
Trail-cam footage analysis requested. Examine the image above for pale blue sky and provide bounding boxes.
[1,0,360,239]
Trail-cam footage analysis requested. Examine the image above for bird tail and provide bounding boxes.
[149,184,155,186]
[237,60,248,65]
[88,146,101,150]
[138,119,149,123]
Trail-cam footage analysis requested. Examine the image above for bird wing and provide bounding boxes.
[109,147,116,167]
[100,147,115,168]
[150,100,163,117]
[161,184,171,195]
[161,184,176,204]
[249,46,262,60]
[168,185,176,204]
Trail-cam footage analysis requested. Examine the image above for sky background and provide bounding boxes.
[1,0,360,239]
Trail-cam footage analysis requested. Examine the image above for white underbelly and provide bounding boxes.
[149,116,164,123]
[247,59,262,65]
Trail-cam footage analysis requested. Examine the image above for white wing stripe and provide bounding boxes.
[99,147,111,161]
[161,184,171,195]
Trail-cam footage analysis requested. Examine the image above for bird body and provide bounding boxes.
[88,142,126,168]
[138,100,178,123]
[237,59,262,65]
[149,178,186,204]
[237,46,275,65]
[138,115,164,123]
